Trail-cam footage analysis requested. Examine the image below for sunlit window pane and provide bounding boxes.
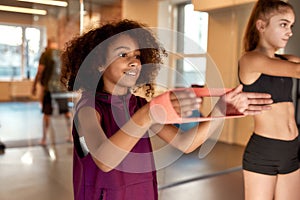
[0,25,22,46]
[0,24,42,80]
[25,27,41,79]
[175,3,208,87]
[0,25,23,79]
[184,4,208,53]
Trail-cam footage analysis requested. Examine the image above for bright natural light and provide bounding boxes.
[0,25,22,46]
[0,24,43,79]
[184,4,208,53]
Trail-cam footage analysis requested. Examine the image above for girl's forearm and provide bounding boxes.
[90,104,153,172]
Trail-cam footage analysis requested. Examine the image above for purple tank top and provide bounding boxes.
[72,91,157,200]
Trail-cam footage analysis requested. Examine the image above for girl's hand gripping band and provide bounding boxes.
[149,88,244,124]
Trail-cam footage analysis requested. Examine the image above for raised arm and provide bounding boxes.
[283,54,300,63]
[239,52,300,83]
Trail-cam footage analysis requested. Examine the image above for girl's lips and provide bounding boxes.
[124,69,139,76]
[282,38,289,42]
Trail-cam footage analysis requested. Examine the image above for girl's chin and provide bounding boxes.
[117,82,137,89]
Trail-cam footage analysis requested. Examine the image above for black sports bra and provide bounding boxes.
[240,54,293,103]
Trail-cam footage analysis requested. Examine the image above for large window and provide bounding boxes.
[0,24,44,80]
[175,3,208,87]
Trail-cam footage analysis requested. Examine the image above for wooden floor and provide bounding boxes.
[0,101,245,200]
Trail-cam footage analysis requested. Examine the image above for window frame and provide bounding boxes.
[0,23,46,81]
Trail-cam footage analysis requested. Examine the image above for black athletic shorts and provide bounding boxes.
[243,133,299,175]
[42,91,69,115]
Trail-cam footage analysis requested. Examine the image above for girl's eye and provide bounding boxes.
[280,23,287,28]
[118,52,141,59]
[118,53,128,58]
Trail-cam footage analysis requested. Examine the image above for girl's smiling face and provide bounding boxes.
[102,34,141,95]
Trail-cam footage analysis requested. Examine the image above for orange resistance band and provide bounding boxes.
[150,88,244,124]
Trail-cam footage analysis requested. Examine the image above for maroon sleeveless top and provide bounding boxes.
[72,91,157,200]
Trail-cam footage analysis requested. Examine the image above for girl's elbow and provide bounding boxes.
[177,138,203,154]
[92,157,114,172]
[101,166,113,173]
[181,146,197,154]
[183,149,192,154]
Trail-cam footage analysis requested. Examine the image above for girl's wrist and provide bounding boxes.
[137,103,154,126]
[211,98,226,117]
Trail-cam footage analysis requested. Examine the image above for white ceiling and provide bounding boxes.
[0,0,119,7]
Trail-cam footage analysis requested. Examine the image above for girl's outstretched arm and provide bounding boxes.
[78,85,272,171]
[77,103,153,172]
[155,85,273,153]
[239,52,300,82]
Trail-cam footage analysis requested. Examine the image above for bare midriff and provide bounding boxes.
[253,102,298,140]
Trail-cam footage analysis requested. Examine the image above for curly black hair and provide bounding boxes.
[61,19,167,97]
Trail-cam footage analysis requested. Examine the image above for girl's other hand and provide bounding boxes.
[219,84,273,116]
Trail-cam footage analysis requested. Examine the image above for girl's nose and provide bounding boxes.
[128,55,140,67]
[129,61,138,67]
[288,29,293,37]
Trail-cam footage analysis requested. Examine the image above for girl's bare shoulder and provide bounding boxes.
[239,51,266,70]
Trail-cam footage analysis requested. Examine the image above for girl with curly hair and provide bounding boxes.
[61,19,272,200]
[239,0,300,199]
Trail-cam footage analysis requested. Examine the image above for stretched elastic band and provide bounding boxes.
[150,88,244,124]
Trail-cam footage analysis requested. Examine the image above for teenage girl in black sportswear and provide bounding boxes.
[239,1,300,199]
